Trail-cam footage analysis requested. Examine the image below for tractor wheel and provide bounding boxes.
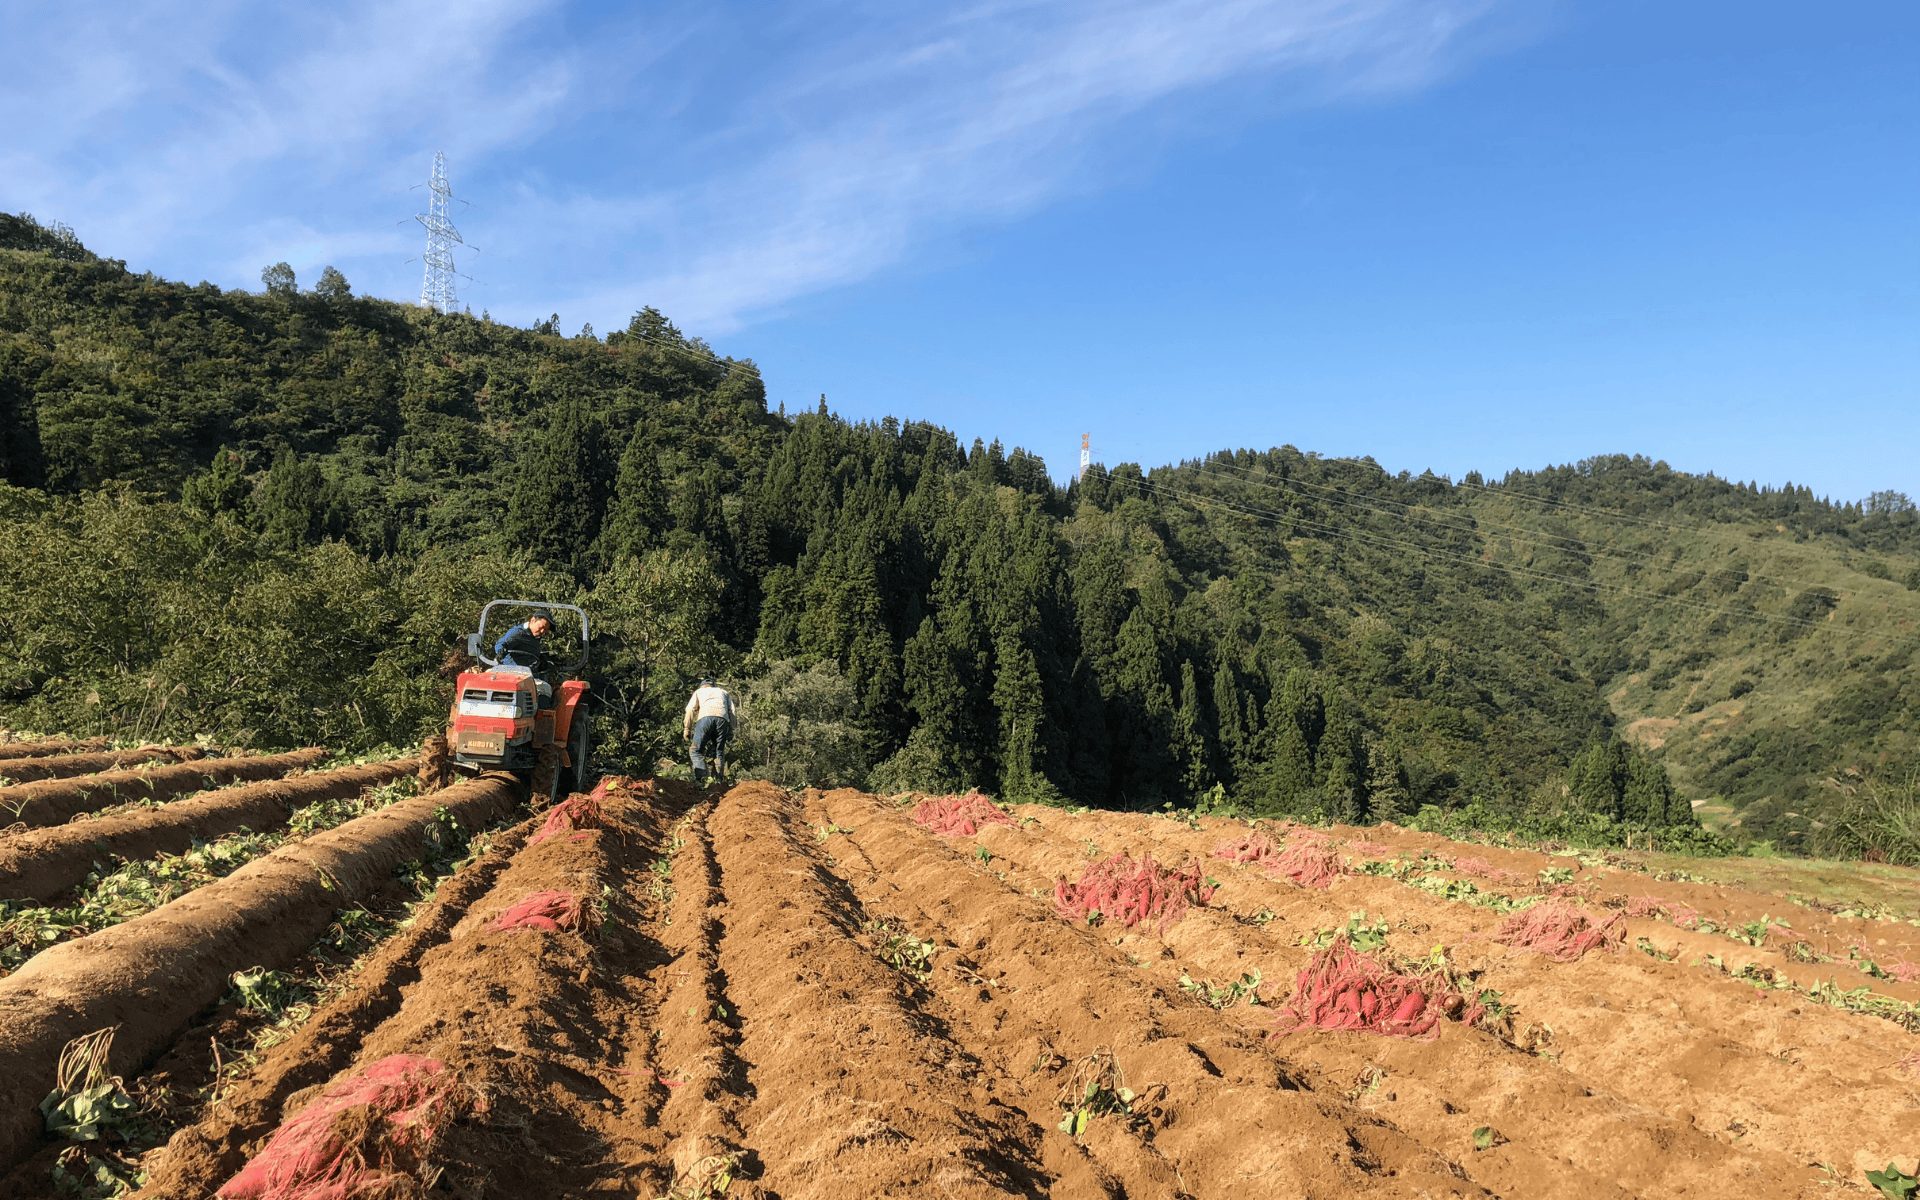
[529,743,564,808]
[568,717,592,795]
[417,734,453,795]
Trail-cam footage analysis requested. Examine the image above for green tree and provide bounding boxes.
[1257,667,1324,814]
[886,616,974,791]
[1365,740,1414,822]
[0,341,48,488]
[602,423,668,562]
[260,261,296,297]
[669,466,728,551]
[624,306,683,347]
[182,447,249,517]
[1174,660,1212,799]
[731,659,871,788]
[1566,739,1633,821]
[1276,667,1326,749]
[313,266,351,303]
[1108,607,1177,806]
[1264,721,1316,816]
[993,630,1058,803]
[1623,750,1680,826]
[253,448,339,549]
[1210,661,1250,785]
[506,397,610,577]
[1318,693,1367,823]
[589,548,727,757]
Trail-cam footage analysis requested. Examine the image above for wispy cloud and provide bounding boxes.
[2,0,1515,328]
[1,0,583,289]
[527,0,1516,331]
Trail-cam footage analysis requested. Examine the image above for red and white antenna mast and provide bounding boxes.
[1078,432,1091,481]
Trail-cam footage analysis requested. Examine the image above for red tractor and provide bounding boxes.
[444,600,591,803]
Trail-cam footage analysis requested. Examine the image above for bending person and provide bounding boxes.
[683,676,735,785]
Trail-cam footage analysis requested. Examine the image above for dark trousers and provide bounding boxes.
[691,716,731,771]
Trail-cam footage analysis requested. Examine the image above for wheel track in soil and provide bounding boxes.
[635,789,763,1194]
[149,781,657,1197]
[804,787,1492,1199]
[338,783,645,1198]
[142,778,713,1199]
[995,805,1915,1190]
[710,780,1071,1198]
[791,787,1177,1199]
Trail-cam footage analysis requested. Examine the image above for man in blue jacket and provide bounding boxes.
[493,611,553,668]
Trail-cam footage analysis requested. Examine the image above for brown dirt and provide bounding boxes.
[132,816,537,1198]
[12,781,1910,1199]
[989,804,1916,1189]
[0,747,206,785]
[1316,818,1920,964]
[0,750,329,830]
[139,779,1484,1198]
[802,786,1485,1198]
[0,759,416,903]
[417,734,453,794]
[139,778,693,1199]
[0,773,519,1173]
[0,739,108,759]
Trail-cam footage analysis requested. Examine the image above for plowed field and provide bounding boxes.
[1,768,1916,1198]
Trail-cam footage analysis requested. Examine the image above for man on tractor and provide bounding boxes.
[683,676,734,785]
[493,611,553,667]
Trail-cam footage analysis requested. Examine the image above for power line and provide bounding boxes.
[1452,469,1773,536]
[1181,454,1907,611]
[600,327,762,379]
[1101,471,1920,650]
[1133,472,1896,642]
[1288,448,1813,538]
[536,304,1900,614]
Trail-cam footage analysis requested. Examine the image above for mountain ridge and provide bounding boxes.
[3,212,1915,853]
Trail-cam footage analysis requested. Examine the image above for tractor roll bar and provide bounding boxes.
[468,599,590,670]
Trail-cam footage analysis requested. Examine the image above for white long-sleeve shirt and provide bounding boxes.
[683,685,734,737]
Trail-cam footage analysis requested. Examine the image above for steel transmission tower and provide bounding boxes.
[415,151,464,312]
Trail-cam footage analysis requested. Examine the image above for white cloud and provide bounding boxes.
[529,0,1515,332]
[0,0,576,275]
[2,0,1517,329]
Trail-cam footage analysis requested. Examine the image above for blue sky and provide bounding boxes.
[3,1,1915,499]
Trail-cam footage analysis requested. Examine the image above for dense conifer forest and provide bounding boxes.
[4,213,1916,855]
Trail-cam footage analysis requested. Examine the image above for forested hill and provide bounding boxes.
[3,212,1917,855]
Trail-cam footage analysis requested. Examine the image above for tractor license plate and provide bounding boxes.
[456,731,506,756]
